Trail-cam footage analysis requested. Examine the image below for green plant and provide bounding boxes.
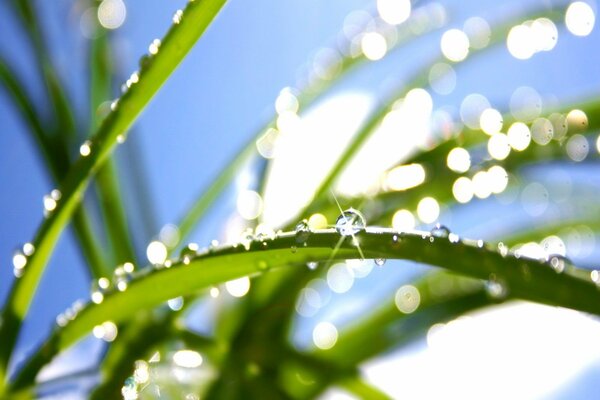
[1,0,599,398]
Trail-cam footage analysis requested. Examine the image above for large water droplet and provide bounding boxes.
[335,208,366,236]
[295,219,311,244]
[79,140,92,157]
[548,254,568,273]
[430,223,450,238]
[374,258,386,266]
[180,243,199,265]
[485,275,508,299]
[307,261,318,270]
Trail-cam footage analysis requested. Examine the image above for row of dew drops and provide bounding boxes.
[8,205,589,337]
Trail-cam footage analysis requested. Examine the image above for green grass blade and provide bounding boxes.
[0,0,227,385]
[9,228,600,392]
[0,57,109,280]
[89,23,138,266]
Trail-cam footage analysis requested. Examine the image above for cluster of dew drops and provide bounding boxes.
[8,200,597,339]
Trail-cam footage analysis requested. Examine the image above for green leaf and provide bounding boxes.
[9,229,600,393]
[0,0,227,386]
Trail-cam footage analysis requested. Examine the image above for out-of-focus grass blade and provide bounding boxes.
[0,0,227,387]
[9,229,600,393]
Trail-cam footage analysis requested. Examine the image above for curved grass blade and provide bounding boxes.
[89,27,137,266]
[0,56,109,279]
[9,228,600,392]
[0,0,227,385]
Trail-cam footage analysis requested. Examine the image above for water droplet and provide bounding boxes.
[295,219,311,244]
[430,223,450,238]
[22,242,35,256]
[476,239,485,248]
[122,376,139,400]
[43,190,60,216]
[172,9,183,24]
[148,39,161,55]
[113,264,134,291]
[110,99,119,111]
[429,236,435,243]
[392,234,399,243]
[209,239,219,250]
[548,255,568,273]
[448,233,460,243]
[167,296,184,311]
[56,313,69,327]
[12,249,27,278]
[116,134,126,144]
[335,208,366,236]
[180,243,199,264]
[591,270,600,286]
[79,140,92,157]
[91,277,110,304]
[307,261,318,270]
[374,258,386,266]
[497,242,509,257]
[93,321,118,342]
[485,275,508,299]
[239,229,254,251]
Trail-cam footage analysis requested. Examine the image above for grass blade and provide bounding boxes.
[0,0,227,385]
[9,228,600,392]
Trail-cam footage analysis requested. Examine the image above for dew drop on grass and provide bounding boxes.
[172,9,183,24]
[335,208,366,236]
[179,243,199,264]
[148,39,161,55]
[548,254,569,273]
[91,277,110,304]
[497,242,509,257]
[448,233,460,243]
[307,261,318,270]
[113,263,134,291]
[375,258,386,266]
[476,239,485,248]
[110,99,119,111]
[79,140,92,157]
[295,219,311,244]
[430,223,450,238]
[485,275,508,299]
[122,376,138,400]
[12,249,27,278]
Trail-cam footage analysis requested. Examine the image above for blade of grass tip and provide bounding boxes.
[0,56,109,280]
[10,229,600,393]
[90,26,137,266]
[0,0,227,388]
[301,7,565,218]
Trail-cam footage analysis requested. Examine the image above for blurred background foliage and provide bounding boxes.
[1,0,600,398]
